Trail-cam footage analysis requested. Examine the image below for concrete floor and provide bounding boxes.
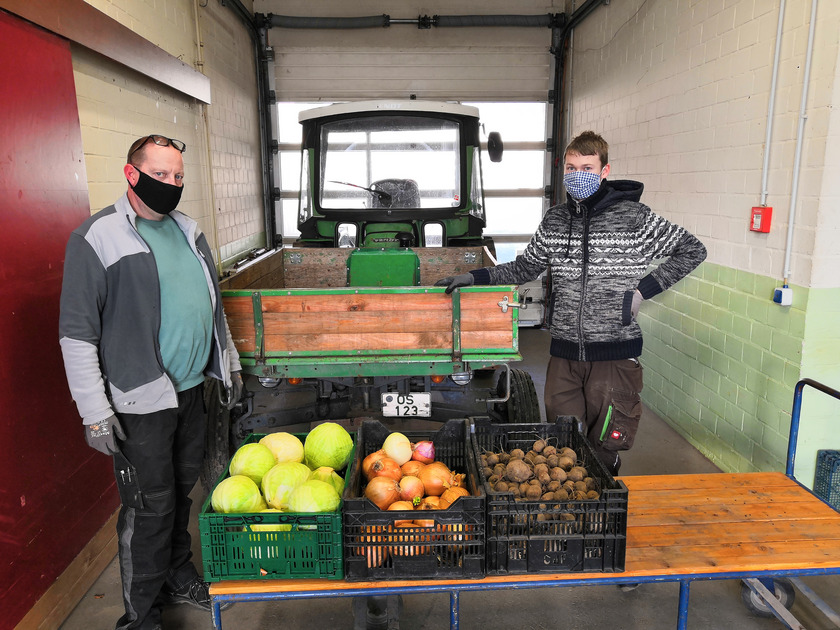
[60,328,840,629]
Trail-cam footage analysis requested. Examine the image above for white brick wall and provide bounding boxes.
[72,46,211,234]
[75,0,265,267]
[566,0,840,289]
[200,0,265,265]
[83,0,199,67]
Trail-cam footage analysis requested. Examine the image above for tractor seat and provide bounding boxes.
[370,179,421,209]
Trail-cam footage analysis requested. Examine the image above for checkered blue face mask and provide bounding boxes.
[563,170,603,200]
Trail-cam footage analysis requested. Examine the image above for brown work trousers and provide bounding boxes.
[544,356,644,474]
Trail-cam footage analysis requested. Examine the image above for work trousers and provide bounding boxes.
[112,384,206,630]
[544,357,644,474]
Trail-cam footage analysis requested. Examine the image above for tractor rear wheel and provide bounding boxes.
[495,368,541,423]
[201,379,234,494]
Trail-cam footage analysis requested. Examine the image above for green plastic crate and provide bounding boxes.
[199,432,352,582]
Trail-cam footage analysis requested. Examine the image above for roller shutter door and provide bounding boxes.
[264,3,555,102]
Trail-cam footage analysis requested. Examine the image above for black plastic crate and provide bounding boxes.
[342,419,486,581]
[814,450,840,510]
[470,416,628,574]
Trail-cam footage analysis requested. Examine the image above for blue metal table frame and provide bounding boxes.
[210,379,840,630]
[210,565,840,630]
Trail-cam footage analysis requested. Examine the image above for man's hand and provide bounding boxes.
[434,273,475,295]
[227,371,244,410]
[631,289,643,319]
[85,415,125,455]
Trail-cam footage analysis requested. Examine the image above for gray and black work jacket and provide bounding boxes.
[471,180,707,362]
[59,194,241,425]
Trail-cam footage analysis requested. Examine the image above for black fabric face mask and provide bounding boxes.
[130,169,183,215]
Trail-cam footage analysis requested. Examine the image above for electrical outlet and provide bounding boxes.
[773,286,792,306]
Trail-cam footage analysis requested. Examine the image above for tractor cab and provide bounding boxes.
[295,100,501,256]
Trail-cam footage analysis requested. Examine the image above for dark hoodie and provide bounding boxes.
[471,179,706,362]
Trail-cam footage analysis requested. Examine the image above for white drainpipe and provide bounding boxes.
[782,0,819,286]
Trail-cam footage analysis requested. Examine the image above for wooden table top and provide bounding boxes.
[212,472,840,595]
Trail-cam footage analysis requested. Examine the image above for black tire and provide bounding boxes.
[201,380,233,494]
[495,368,541,423]
[740,578,795,617]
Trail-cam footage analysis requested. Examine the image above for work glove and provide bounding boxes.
[434,273,475,295]
[226,371,244,410]
[84,414,125,455]
[631,289,643,320]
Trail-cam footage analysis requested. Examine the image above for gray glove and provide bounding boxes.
[227,371,244,410]
[84,414,125,455]
[434,273,475,295]
[631,289,643,319]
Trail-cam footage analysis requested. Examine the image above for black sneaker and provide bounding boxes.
[162,578,233,612]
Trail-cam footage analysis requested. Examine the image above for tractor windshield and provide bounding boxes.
[319,115,462,210]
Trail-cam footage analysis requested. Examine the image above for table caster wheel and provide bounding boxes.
[741,578,795,617]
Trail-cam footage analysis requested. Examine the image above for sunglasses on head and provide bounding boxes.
[128,135,186,162]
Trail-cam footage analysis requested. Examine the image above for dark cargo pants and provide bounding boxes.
[112,384,206,630]
[544,357,644,474]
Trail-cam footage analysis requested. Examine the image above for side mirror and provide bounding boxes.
[487,131,504,163]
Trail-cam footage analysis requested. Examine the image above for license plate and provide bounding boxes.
[381,393,432,417]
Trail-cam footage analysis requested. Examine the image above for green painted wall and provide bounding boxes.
[794,288,840,487]
[638,262,840,477]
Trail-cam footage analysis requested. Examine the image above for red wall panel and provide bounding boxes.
[0,10,119,629]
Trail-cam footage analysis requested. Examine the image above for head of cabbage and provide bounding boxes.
[249,508,292,532]
[259,432,304,464]
[304,422,353,471]
[309,466,345,497]
[261,462,312,510]
[228,442,276,486]
[211,475,264,514]
[288,480,341,513]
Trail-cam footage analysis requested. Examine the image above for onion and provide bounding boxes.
[419,495,441,510]
[392,522,432,556]
[356,525,388,568]
[364,476,401,510]
[382,432,412,466]
[418,462,454,496]
[387,500,415,525]
[411,440,435,464]
[362,449,386,481]
[439,486,470,509]
[371,457,402,482]
[445,522,473,551]
[399,475,425,505]
[401,460,426,477]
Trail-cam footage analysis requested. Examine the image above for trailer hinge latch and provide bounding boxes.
[497,295,522,313]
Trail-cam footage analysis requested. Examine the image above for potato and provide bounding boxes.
[505,458,533,483]
[567,466,587,482]
[557,456,575,471]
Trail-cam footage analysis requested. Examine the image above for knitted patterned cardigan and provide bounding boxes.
[471,179,707,362]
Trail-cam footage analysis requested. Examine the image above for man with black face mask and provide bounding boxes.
[59,135,244,630]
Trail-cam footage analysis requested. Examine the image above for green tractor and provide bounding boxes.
[294,100,502,255]
[204,100,538,487]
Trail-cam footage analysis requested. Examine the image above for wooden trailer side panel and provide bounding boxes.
[223,287,516,359]
[219,246,495,292]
